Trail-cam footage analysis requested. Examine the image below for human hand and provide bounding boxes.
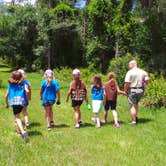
[5,103,9,108]
[56,100,61,105]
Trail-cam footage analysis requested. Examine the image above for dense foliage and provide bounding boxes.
[0,0,165,74]
[142,75,166,107]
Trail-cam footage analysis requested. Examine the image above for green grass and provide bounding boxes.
[0,67,166,166]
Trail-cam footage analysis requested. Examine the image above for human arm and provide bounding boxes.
[56,90,61,105]
[124,82,130,95]
[40,87,43,100]
[5,90,9,108]
[66,88,71,102]
[117,85,126,96]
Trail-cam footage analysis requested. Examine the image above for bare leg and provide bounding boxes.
[15,114,26,134]
[44,106,51,128]
[102,110,108,123]
[74,106,80,125]
[95,113,100,128]
[22,107,29,126]
[50,106,53,122]
[112,110,118,124]
[130,104,138,122]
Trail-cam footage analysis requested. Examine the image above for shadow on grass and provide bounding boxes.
[137,118,152,124]
[54,124,70,128]
[29,122,41,128]
[28,130,42,137]
[81,123,94,128]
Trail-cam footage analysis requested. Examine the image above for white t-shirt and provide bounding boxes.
[125,67,149,88]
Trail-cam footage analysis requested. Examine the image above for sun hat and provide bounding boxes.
[44,69,53,77]
[72,69,80,75]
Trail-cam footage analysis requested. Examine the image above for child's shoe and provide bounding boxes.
[50,121,54,127]
[91,117,97,123]
[113,122,120,128]
[22,132,29,142]
[101,119,107,124]
[25,122,30,128]
[129,121,136,125]
[16,130,22,136]
[96,124,101,128]
[78,120,82,126]
[47,126,52,131]
[75,124,80,129]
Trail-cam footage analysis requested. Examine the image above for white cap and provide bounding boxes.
[72,69,80,75]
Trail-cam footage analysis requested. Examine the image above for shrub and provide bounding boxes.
[142,75,166,108]
[108,53,143,88]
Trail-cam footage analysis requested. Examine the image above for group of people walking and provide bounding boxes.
[5,60,150,142]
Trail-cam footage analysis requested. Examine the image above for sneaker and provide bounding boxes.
[50,121,54,127]
[75,124,80,129]
[113,122,120,128]
[25,122,30,127]
[16,130,22,136]
[101,120,107,124]
[22,132,29,142]
[78,121,82,126]
[91,117,97,123]
[129,121,136,125]
[47,126,52,131]
[96,124,101,128]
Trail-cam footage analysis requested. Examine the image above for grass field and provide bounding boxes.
[0,67,166,166]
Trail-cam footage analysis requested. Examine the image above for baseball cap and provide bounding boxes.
[72,69,80,75]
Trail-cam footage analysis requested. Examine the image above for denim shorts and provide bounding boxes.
[42,100,55,107]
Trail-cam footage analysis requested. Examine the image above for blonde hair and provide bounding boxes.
[108,72,115,80]
[44,69,54,86]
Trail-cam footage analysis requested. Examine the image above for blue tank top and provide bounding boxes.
[8,82,28,106]
[91,85,103,100]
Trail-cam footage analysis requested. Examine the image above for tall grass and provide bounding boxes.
[0,67,166,166]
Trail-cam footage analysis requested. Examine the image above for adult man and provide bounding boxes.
[124,60,150,124]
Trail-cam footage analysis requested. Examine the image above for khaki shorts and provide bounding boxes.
[128,88,144,105]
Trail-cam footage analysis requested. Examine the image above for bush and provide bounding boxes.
[142,75,166,108]
[108,53,143,88]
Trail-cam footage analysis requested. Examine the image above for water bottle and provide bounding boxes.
[87,103,91,111]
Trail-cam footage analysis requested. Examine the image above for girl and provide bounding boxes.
[91,75,104,128]
[40,69,60,130]
[102,72,126,128]
[18,69,31,128]
[66,69,89,129]
[5,70,29,142]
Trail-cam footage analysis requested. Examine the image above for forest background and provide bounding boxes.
[0,0,166,107]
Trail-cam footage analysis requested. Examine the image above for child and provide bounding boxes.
[40,69,60,130]
[91,75,104,128]
[5,70,29,142]
[66,69,89,129]
[102,72,126,128]
[18,69,31,128]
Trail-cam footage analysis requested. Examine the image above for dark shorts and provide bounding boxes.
[13,105,24,115]
[42,100,55,107]
[128,88,144,105]
[72,100,83,107]
[104,100,117,111]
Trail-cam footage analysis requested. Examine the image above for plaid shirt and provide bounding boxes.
[71,89,86,101]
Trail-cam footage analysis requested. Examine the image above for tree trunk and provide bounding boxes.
[115,35,120,58]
